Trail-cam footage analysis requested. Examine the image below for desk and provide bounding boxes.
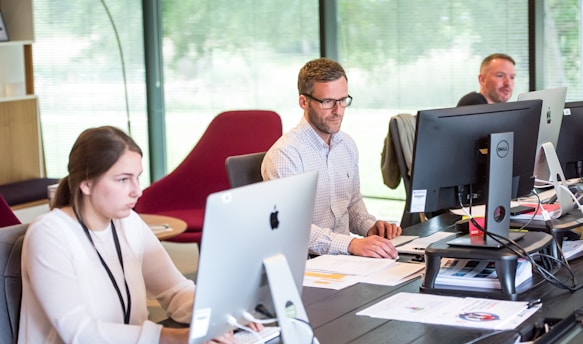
[301,213,583,343]
[139,214,187,240]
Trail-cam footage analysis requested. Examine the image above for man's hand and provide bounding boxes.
[367,220,402,239]
[347,236,398,258]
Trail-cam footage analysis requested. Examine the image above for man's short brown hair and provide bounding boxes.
[480,53,515,73]
[298,57,347,95]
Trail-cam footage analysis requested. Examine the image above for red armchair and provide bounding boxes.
[134,110,282,244]
[0,194,20,227]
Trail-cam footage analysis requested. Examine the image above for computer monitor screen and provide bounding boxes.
[556,101,583,180]
[188,171,317,344]
[517,87,567,182]
[409,100,542,214]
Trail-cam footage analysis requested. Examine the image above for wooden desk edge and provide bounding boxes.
[139,214,187,240]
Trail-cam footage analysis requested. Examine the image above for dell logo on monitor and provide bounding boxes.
[496,140,510,158]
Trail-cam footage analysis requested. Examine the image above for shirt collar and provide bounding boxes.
[298,117,343,148]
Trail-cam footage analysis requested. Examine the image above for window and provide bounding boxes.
[34,0,148,181]
[336,0,529,215]
[35,1,578,224]
[161,0,319,170]
[542,0,582,100]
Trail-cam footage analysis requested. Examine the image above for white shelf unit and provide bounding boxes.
[0,0,45,185]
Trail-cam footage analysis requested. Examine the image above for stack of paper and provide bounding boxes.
[435,258,532,290]
[303,255,424,290]
[562,240,583,260]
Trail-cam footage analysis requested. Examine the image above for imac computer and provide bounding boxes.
[517,87,567,184]
[517,87,571,217]
[188,171,318,344]
[409,100,542,247]
[556,101,583,180]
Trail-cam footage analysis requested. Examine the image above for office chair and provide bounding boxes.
[134,110,282,244]
[381,113,425,228]
[0,223,27,344]
[225,152,266,188]
[0,195,20,228]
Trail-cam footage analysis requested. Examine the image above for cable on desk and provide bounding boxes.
[514,190,542,230]
[227,315,264,343]
[251,305,319,344]
[255,304,277,319]
[242,311,277,325]
[535,179,583,216]
[463,329,522,344]
[456,190,580,292]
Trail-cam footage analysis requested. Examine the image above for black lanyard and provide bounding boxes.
[74,209,132,324]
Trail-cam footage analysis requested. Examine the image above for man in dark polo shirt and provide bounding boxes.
[457,53,515,106]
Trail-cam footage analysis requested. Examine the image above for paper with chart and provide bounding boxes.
[357,292,539,330]
[303,255,424,289]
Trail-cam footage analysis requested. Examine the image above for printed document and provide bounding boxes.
[396,232,456,255]
[357,292,539,330]
[304,255,423,290]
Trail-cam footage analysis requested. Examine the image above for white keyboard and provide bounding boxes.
[234,326,280,344]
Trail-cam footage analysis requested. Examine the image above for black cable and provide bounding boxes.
[464,329,522,344]
[255,304,276,319]
[456,189,580,292]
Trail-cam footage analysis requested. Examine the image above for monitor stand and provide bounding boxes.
[422,231,553,300]
[263,254,314,343]
[425,132,555,299]
[537,142,573,218]
[447,231,525,248]
[446,132,515,248]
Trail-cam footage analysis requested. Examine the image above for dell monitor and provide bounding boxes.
[556,101,583,180]
[409,100,542,246]
[188,171,317,344]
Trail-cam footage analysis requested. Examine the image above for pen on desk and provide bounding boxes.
[413,247,425,251]
[527,298,542,309]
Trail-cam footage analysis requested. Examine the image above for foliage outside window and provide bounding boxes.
[31,1,583,222]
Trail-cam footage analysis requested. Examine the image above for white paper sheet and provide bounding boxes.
[305,254,397,276]
[303,256,424,290]
[395,232,456,254]
[357,292,537,330]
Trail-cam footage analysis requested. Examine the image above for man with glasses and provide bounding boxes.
[262,57,401,258]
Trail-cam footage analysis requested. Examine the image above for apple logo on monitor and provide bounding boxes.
[270,206,280,230]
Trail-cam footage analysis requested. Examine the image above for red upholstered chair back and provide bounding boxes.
[134,110,282,243]
[0,194,21,228]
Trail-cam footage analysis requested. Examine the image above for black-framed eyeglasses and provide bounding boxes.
[301,93,353,109]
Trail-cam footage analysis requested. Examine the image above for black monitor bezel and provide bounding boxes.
[556,101,583,180]
[409,100,542,214]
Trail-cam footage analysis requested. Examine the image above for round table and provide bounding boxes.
[139,214,187,240]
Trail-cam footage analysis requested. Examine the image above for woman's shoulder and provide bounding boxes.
[29,208,74,230]
[25,209,81,247]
